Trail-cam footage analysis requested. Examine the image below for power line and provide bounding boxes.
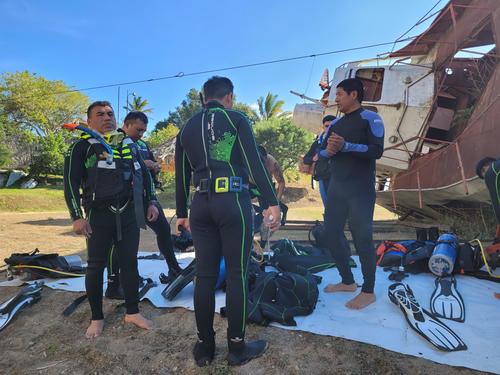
[0,36,418,105]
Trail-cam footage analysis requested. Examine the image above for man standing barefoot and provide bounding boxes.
[320,78,384,310]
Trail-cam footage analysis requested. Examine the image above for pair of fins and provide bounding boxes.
[430,275,465,323]
[388,282,467,352]
[0,281,43,332]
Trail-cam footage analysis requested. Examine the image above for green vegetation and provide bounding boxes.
[123,95,153,113]
[0,187,67,212]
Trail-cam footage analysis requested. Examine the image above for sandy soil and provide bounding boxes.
[0,211,488,375]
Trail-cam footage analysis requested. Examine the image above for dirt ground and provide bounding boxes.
[0,211,489,375]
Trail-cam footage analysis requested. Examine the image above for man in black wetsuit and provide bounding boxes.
[320,78,384,310]
[105,111,182,298]
[175,76,280,366]
[64,101,159,338]
[476,157,500,243]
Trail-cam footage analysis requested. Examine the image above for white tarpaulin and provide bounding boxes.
[3,252,499,373]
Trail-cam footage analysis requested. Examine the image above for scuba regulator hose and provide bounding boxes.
[63,123,114,164]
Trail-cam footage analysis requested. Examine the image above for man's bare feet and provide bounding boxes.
[124,313,153,330]
[85,320,104,339]
[323,282,357,293]
[346,292,376,310]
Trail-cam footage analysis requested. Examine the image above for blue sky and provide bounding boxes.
[0,0,443,126]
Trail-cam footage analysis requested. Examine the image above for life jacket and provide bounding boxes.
[79,132,144,213]
[376,240,408,267]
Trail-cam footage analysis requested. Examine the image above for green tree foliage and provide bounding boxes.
[0,71,89,137]
[29,133,68,178]
[156,88,259,130]
[123,95,152,113]
[0,71,89,173]
[157,88,202,130]
[146,124,179,149]
[257,92,290,120]
[254,117,314,173]
[0,143,11,167]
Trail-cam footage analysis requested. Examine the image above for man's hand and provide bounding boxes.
[176,218,190,235]
[147,203,159,222]
[143,159,161,173]
[73,218,92,238]
[326,132,345,156]
[263,205,281,232]
[312,154,319,162]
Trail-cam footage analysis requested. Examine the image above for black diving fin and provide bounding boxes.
[430,275,465,323]
[388,282,467,352]
[162,259,196,301]
[0,281,43,332]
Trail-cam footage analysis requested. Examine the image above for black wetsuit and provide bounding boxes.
[175,101,278,341]
[108,138,181,283]
[485,159,500,224]
[64,130,156,320]
[319,108,384,293]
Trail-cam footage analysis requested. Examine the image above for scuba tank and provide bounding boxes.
[428,233,459,276]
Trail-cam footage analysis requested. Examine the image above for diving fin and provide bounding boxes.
[162,259,196,301]
[388,282,467,352]
[430,275,465,322]
[0,282,43,332]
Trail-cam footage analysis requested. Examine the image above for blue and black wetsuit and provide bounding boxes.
[320,108,384,293]
[175,101,278,341]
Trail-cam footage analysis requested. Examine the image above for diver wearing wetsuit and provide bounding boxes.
[320,78,384,310]
[175,76,280,366]
[106,111,182,298]
[64,101,158,338]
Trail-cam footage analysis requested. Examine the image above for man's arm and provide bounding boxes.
[63,141,85,221]
[174,134,192,218]
[235,117,279,207]
[339,112,384,159]
[267,155,285,201]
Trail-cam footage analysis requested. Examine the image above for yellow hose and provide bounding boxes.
[469,239,500,279]
[12,265,85,278]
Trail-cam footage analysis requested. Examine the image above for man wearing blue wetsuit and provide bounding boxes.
[321,78,384,310]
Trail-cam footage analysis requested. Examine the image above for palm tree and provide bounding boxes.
[257,92,290,120]
[124,95,153,114]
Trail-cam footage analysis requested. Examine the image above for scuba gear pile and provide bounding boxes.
[0,282,43,332]
[171,226,194,252]
[430,275,465,322]
[388,282,467,352]
[4,249,85,280]
[161,258,226,301]
[270,238,356,274]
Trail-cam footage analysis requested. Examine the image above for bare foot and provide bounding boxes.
[85,320,104,339]
[495,293,500,300]
[323,282,357,293]
[346,292,376,310]
[124,313,153,330]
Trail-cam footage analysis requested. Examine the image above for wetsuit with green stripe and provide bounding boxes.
[485,159,500,224]
[63,130,156,320]
[175,100,278,341]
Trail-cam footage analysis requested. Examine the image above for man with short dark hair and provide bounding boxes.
[64,101,159,338]
[476,157,500,241]
[175,76,280,366]
[303,114,336,205]
[105,111,183,298]
[320,78,384,310]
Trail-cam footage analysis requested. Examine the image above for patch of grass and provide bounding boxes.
[0,187,67,212]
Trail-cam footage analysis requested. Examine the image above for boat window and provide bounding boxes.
[355,68,384,102]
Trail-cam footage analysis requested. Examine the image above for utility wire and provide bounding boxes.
[0,36,418,105]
